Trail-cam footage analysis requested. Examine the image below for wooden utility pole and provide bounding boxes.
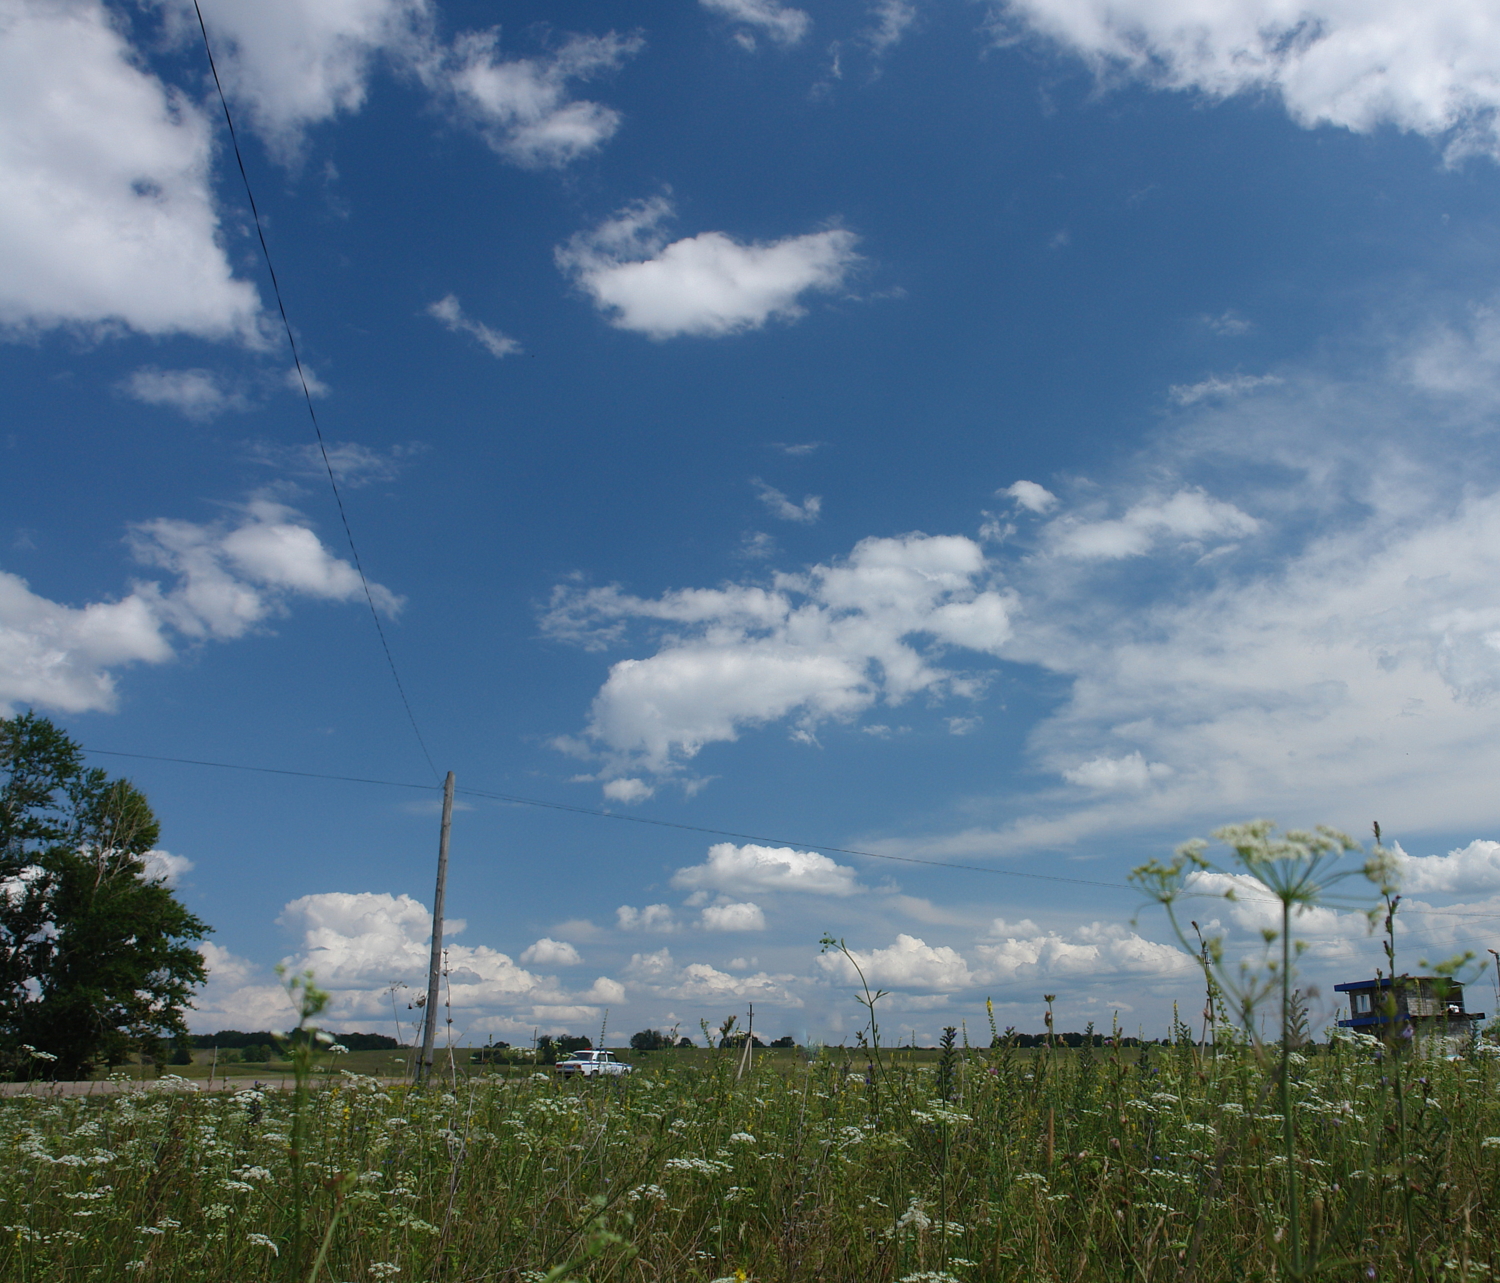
[417,771,455,1084]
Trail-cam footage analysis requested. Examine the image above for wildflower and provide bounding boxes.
[247,1233,280,1256]
[368,1264,402,1278]
[1481,1137,1500,1149]
[727,1132,756,1145]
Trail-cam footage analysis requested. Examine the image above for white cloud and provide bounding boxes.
[818,933,975,990]
[673,843,862,897]
[753,479,822,523]
[625,947,802,1006]
[0,0,261,341]
[973,921,1193,984]
[545,533,1016,783]
[1404,304,1500,396]
[699,900,766,931]
[285,364,329,398]
[196,891,628,1037]
[993,0,1500,162]
[616,904,678,933]
[426,294,520,358]
[132,497,402,639]
[425,29,642,168]
[190,942,297,1033]
[1047,487,1258,559]
[1204,311,1253,336]
[0,497,399,715]
[520,937,583,966]
[700,0,811,48]
[121,368,248,421]
[602,777,654,804]
[557,198,861,339]
[864,0,918,56]
[0,569,173,714]
[185,0,428,156]
[1064,751,1173,790]
[246,440,423,489]
[142,849,194,887]
[1169,373,1283,405]
[883,308,1500,858]
[1004,480,1058,513]
[1396,839,1500,895]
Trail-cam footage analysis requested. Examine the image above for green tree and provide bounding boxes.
[0,712,211,1079]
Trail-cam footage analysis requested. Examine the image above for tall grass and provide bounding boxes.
[5,1031,1499,1282]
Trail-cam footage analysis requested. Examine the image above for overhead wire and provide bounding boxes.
[190,0,439,783]
[82,747,1500,925]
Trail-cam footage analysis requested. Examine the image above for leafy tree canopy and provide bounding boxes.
[0,712,211,1079]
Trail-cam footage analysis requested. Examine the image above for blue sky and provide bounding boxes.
[6,0,1500,1045]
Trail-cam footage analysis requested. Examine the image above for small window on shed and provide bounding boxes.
[1352,992,1372,1015]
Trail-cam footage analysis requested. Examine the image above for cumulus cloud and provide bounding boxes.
[1396,839,1500,895]
[1064,751,1173,791]
[424,29,642,168]
[0,497,399,714]
[190,942,298,1033]
[974,921,1193,983]
[992,0,1500,162]
[1046,487,1259,559]
[753,479,822,524]
[1004,480,1058,513]
[616,904,678,933]
[818,933,975,990]
[544,532,1016,783]
[0,0,261,341]
[520,937,583,966]
[142,849,194,887]
[602,777,654,804]
[626,946,802,1006]
[700,0,811,49]
[699,900,766,931]
[672,842,863,897]
[556,198,861,339]
[426,294,520,358]
[184,891,632,1037]
[184,0,428,155]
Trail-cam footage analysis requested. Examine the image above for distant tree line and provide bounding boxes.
[190,1030,401,1052]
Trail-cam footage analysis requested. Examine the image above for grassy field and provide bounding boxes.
[5,1030,1499,1283]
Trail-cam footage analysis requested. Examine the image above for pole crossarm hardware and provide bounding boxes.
[416,771,455,1084]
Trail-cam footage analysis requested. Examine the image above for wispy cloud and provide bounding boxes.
[120,368,248,421]
[1168,373,1282,405]
[700,0,811,50]
[426,294,521,358]
[752,479,822,523]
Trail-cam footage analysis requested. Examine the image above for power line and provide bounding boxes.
[190,0,439,783]
[82,746,1500,924]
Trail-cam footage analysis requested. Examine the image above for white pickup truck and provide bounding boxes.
[555,1049,633,1079]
